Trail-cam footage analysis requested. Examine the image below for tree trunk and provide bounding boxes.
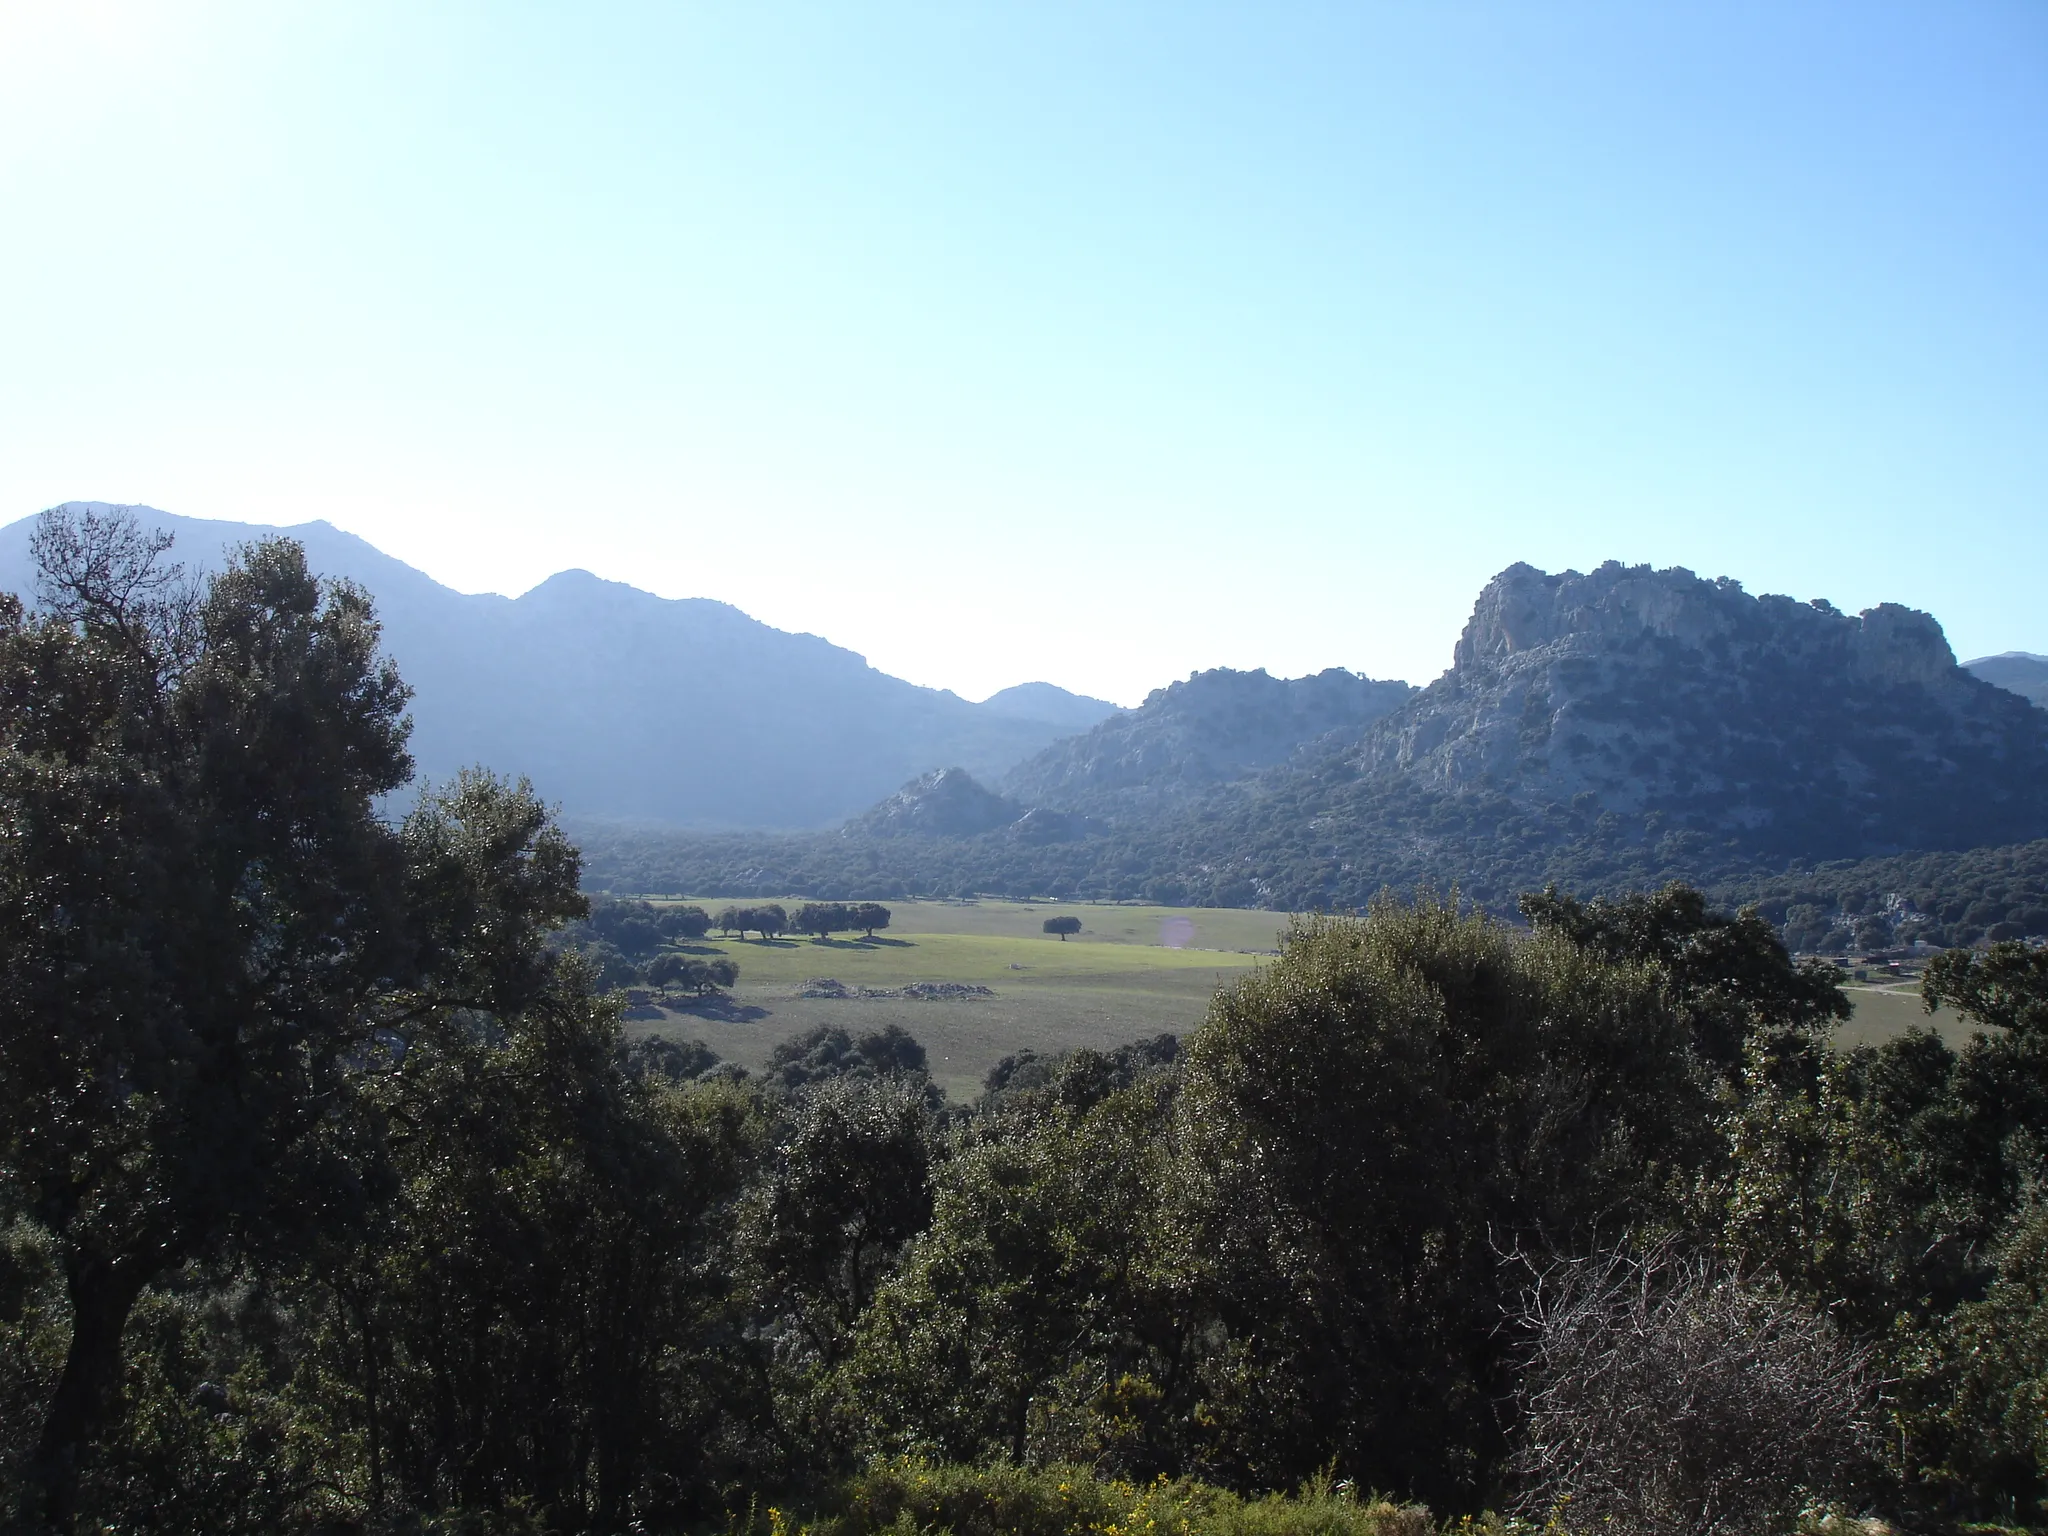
[28,1254,152,1532]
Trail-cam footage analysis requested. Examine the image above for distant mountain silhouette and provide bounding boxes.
[0,504,1102,829]
[977,681,1121,732]
[1966,652,2048,710]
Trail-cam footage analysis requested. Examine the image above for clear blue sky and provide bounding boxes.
[2,2,2042,705]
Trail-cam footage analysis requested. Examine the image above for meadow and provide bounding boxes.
[623,899,1269,1098]
[622,898,1955,1099]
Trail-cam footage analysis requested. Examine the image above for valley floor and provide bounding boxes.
[621,898,1964,1099]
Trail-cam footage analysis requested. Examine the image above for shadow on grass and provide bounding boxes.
[802,935,917,949]
[663,994,772,1024]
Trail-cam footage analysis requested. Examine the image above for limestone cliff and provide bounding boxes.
[1354,562,2048,855]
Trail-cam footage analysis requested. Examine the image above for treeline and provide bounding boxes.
[702,902,894,942]
[572,797,2048,953]
[5,514,2047,1533]
[1740,837,2048,952]
[553,896,739,992]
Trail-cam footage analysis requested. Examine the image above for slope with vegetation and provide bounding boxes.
[1001,665,1414,819]
[1969,650,2048,709]
[581,563,2048,949]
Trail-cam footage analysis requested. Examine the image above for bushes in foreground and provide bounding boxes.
[792,1461,1431,1536]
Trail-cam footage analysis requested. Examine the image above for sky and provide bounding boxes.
[1,2,2042,707]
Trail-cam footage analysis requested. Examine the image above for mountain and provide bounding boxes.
[1966,652,2048,710]
[1351,561,2048,857]
[976,682,1121,731]
[846,768,1026,839]
[1002,666,1415,817]
[577,562,2048,920]
[0,504,1101,829]
[845,767,1103,844]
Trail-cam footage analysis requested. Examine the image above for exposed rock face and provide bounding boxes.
[1358,562,2048,855]
[1004,666,1415,818]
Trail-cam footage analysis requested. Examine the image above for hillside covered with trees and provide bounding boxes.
[581,562,2048,950]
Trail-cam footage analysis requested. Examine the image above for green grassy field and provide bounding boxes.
[1835,984,1974,1049]
[620,898,1977,1101]
[670,896,1291,953]
[626,899,1270,1099]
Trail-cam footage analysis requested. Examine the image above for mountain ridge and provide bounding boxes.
[576,561,2048,917]
[0,504,1108,829]
[1346,560,2047,855]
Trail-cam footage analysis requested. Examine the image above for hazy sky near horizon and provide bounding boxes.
[2,3,2043,707]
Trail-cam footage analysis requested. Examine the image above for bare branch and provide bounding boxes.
[1508,1244,1884,1536]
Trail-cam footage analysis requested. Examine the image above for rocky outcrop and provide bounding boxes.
[1004,666,1415,819]
[846,768,1025,839]
[1356,562,2048,856]
[841,768,1104,843]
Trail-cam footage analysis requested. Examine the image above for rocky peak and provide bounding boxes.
[846,768,1024,839]
[1363,561,2048,857]
[1451,561,1957,681]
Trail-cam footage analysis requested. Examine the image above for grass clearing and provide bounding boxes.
[660,895,1289,952]
[619,898,1980,1100]
[1836,984,1975,1050]
[625,899,1269,1099]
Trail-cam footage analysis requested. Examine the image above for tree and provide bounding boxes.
[588,896,667,957]
[324,978,761,1529]
[715,905,743,939]
[641,953,690,988]
[795,901,851,942]
[1043,915,1082,941]
[664,903,713,941]
[1162,900,1710,1501]
[1922,939,2048,1038]
[1520,882,1848,1066]
[0,510,587,1526]
[749,1079,939,1363]
[759,1025,933,1098]
[755,902,789,940]
[689,956,739,995]
[851,902,892,938]
[642,955,737,995]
